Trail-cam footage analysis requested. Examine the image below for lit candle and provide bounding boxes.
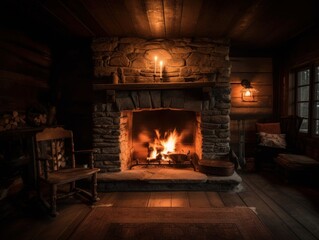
[154,56,157,75]
[159,61,163,78]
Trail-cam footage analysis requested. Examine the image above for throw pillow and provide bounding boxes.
[259,132,287,149]
[256,122,281,134]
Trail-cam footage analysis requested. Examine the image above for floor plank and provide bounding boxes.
[239,188,299,240]
[188,192,211,207]
[219,191,246,207]
[171,191,190,207]
[1,172,319,240]
[113,192,150,208]
[245,174,319,239]
[206,192,225,207]
[148,192,172,207]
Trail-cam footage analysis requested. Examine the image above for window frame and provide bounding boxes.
[292,62,319,137]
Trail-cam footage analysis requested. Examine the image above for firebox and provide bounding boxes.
[130,109,197,169]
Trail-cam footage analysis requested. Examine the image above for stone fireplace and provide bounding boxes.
[91,38,231,173]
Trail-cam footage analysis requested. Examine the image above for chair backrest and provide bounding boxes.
[280,115,303,149]
[36,127,75,178]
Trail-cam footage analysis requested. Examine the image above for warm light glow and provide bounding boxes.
[159,61,163,78]
[154,56,157,75]
[243,89,252,97]
[241,87,256,102]
[148,129,180,161]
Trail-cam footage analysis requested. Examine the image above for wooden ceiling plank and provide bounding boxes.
[163,0,183,38]
[180,0,203,37]
[259,0,319,47]
[124,0,152,38]
[196,0,256,38]
[229,0,267,39]
[63,0,107,36]
[80,0,120,36]
[39,0,94,37]
[145,0,166,38]
[104,0,137,37]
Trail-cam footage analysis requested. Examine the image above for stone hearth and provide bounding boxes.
[97,168,242,192]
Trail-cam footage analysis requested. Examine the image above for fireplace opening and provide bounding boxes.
[128,109,200,169]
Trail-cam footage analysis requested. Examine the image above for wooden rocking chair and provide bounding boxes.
[35,127,100,216]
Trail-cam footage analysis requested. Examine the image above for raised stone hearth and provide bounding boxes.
[97,168,242,192]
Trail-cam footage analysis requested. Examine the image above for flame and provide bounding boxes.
[148,129,180,161]
[244,89,252,97]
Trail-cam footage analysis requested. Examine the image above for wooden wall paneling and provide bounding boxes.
[231,57,273,73]
[0,48,50,79]
[0,31,50,112]
[0,40,51,68]
[230,57,273,158]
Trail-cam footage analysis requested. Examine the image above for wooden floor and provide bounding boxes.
[1,171,319,240]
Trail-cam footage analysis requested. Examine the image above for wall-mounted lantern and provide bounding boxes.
[241,79,257,102]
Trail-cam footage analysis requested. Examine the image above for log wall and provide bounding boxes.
[230,57,273,158]
[0,30,51,112]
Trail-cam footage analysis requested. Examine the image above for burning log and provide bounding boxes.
[166,152,189,164]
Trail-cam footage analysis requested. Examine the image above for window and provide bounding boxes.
[296,69,310,133]
[292,64,319,136]
[314,66,319,135]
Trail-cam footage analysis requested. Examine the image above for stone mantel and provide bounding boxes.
[92,82,222,91]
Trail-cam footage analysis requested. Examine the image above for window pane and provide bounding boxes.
[297,102,309,118]
[297,69,310,85]
[297,86,309,101]
[314,101,319,118]
[299,119,308,133]
[315,120,319,135]
[315,83,319,100]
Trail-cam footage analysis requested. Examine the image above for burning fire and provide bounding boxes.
[148,129,181,161]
